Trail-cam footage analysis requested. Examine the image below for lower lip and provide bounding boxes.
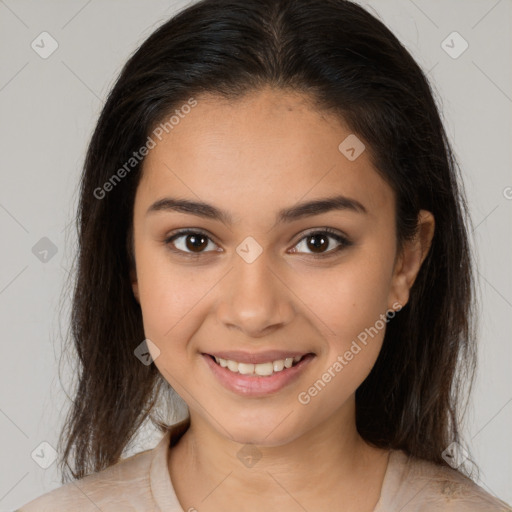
[202,353,315,397]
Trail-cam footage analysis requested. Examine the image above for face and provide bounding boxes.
[130,86,431,446]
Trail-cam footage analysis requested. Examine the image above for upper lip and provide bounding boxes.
[204,350,313,364]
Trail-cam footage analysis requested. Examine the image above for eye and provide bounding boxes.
[164,229,219,256]
[291,228,352,258]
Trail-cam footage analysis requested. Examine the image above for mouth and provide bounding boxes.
[201,351,316,396]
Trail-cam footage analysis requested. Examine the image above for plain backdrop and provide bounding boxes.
[0,0,511,510]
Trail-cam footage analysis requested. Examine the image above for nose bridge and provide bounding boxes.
[217,241,294,336]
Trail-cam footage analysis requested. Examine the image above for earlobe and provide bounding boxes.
[389,210,435,309]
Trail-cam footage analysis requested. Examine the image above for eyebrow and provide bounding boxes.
[146,195,367,226]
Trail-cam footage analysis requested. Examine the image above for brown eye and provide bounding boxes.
[165,230,217,255]
[184,233,209,252]
[305,233,330,253]
[292,229,352,258]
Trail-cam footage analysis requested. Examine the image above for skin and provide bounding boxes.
[130,86,435,512]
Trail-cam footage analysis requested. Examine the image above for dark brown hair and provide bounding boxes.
[58,0,477,483]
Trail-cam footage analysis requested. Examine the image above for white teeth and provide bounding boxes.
[273,359,284,372]
[227,360,238,372]
[213,355,305,376]
[237,362,254,375]
[254,362,274,376]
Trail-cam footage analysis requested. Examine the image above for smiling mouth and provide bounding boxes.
[205,353,313,377]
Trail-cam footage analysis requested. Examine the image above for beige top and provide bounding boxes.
[18,419,511,512]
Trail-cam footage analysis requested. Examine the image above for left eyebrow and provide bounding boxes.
[146,194,367,227]
[276,195,367,223]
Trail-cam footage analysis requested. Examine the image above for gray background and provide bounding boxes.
[0,0,511,509]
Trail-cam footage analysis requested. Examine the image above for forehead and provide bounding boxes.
[137,87,394,221]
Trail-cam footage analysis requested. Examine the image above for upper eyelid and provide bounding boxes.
[166,227,219,244]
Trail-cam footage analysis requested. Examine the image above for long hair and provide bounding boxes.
[58,0,476,482]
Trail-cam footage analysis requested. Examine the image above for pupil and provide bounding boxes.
[186,234,208,252]
[307,234,328,253]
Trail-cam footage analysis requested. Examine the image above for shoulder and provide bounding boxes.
[382,449,512,511]
[16,434,168,512]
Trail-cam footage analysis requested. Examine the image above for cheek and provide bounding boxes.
[291,255,394,414]
[134,243,208,347]
[135,250,215,389]
[301,256,393,337]
[291,246,394,371]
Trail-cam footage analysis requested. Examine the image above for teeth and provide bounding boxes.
[273,359,284,372]
[213,354,304,376]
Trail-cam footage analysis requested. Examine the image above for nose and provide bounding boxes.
[216,248,296,338]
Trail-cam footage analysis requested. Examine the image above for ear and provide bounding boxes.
[388,210,435,309]
[130,267,140,304]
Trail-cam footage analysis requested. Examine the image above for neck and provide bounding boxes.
[168,395,390,511]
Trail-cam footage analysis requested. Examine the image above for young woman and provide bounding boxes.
[18,0,511,511]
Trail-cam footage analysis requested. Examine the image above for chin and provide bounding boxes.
[219,415,304,447]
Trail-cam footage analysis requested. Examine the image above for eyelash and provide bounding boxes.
[163,227,352,259]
